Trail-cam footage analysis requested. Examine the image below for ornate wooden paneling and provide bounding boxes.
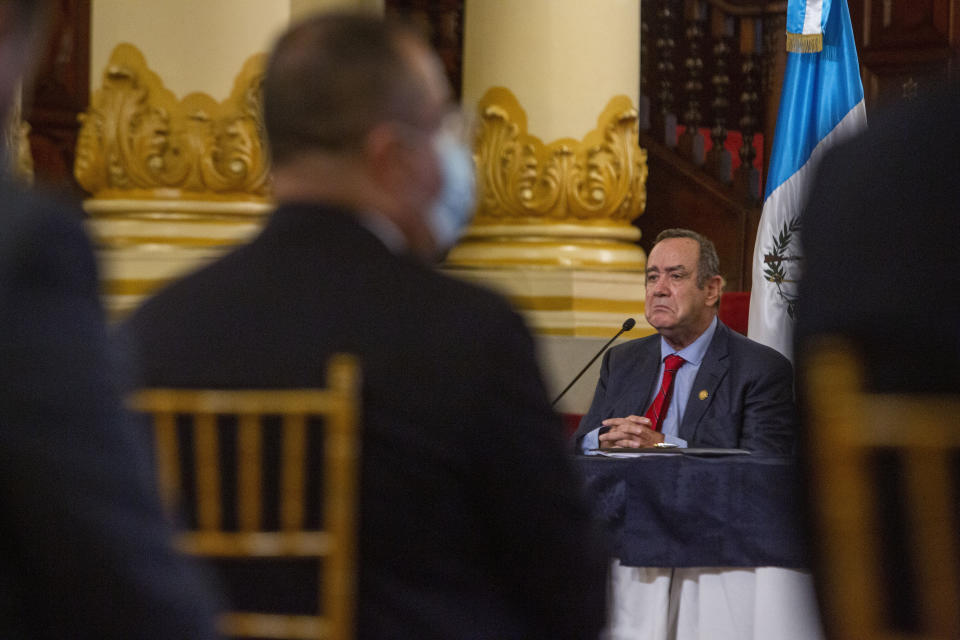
[639,1,788,291]
[850,0,960,111]
[638,131,759,291]
[385,0,464,99]
[26,0,90,200]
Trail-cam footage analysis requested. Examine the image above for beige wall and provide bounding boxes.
[91,0,291,99]
[91,0,386,98]
[462,0,639,142]
[291,0,384,21]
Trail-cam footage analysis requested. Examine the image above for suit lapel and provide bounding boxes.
[679,323,730,442]
[613,337,663,417]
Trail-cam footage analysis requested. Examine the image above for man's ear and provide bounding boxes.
[705,274,724,307]
[363,122,436,208]
[362,123,400,186]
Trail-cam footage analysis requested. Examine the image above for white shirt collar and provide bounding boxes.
[359,211,407,254]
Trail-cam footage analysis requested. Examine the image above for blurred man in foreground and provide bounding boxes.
[573,228,797,454]
[124,13,608,639]
[0,1,220,637]
[797,84,960,391]
[796,84,960,639]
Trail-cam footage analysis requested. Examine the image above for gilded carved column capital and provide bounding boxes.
[79,44,272,319]
[474,86,647,225]
[447,87,648,270]
[75,43,270,205]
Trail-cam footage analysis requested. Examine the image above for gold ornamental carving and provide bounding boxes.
[472,87,647,227]
[75,44,269,201]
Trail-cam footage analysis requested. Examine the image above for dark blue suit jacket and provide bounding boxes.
[573,321,797,454]
[797,84,960,392]
[123,203,609,640]
[0,184,219,639]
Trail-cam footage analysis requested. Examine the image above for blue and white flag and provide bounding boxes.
[747,0,866,361]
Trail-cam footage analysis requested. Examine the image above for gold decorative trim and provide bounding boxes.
[472,87,647,227]
[442,265,650,337]
[505,296,644,314]
[785,32,823,53]
[83,198,272,219]
[102,278,172,296]
[447,88,647,270]
[445,239,646,270]
[75,43,270,201]
[94,235,245,249]
[464,223,640,241]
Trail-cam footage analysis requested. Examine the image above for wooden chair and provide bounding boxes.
[803,337,960,640]
[128,355,361,640]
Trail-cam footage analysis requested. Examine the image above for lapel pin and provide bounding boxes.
[698,390,709,401]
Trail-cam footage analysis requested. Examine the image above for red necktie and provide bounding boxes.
[644,354,686,432]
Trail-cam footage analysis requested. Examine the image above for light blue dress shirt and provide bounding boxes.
[581,316,718,452]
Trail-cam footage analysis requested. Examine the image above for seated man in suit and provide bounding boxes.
[573,228,797,453]
[123,12,608,640]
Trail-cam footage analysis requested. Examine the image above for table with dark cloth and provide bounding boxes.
[576,453,808,568]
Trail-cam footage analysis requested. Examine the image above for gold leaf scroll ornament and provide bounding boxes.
[75,43,269,200]
[472,87,647,225]
[446,87,648,269]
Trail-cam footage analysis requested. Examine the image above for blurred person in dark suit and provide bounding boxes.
[797,83,960,392]
[796,84,960,639]
[0,1,220,638]
[122,12,608,640]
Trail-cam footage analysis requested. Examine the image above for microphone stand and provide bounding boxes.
[551,318,636,407]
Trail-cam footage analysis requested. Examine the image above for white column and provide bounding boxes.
[91,1,291,101]
[446,0,651,386]
[462,0,639,143]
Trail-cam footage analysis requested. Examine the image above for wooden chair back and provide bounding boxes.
[803,337,960,639]
[128,354,361,640]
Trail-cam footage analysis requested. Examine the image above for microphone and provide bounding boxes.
[551,318,636,407]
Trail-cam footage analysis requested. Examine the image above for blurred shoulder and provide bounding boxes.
[0,183,95,290]
[0,183,87,241]
[408,263,529,338]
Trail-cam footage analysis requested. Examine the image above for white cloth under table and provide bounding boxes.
[604,561,824,640]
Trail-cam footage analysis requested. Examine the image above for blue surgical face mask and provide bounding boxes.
[426,130,475,253]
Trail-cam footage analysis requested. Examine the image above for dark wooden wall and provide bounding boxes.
[850,0,960,112]
[27,0,90,202]
[385,0,464,99]
[635,0,786,291]
[638,132,761,291]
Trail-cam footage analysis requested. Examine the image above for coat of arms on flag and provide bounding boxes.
[761,216,802,321]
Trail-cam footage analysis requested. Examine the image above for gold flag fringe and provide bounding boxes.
[786,32,823,53]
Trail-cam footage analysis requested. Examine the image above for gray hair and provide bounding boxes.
[653,228,722,289]
[263,13,431,165]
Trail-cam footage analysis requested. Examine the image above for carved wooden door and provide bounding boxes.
[849,0,960,112]
[27,0,90,199]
